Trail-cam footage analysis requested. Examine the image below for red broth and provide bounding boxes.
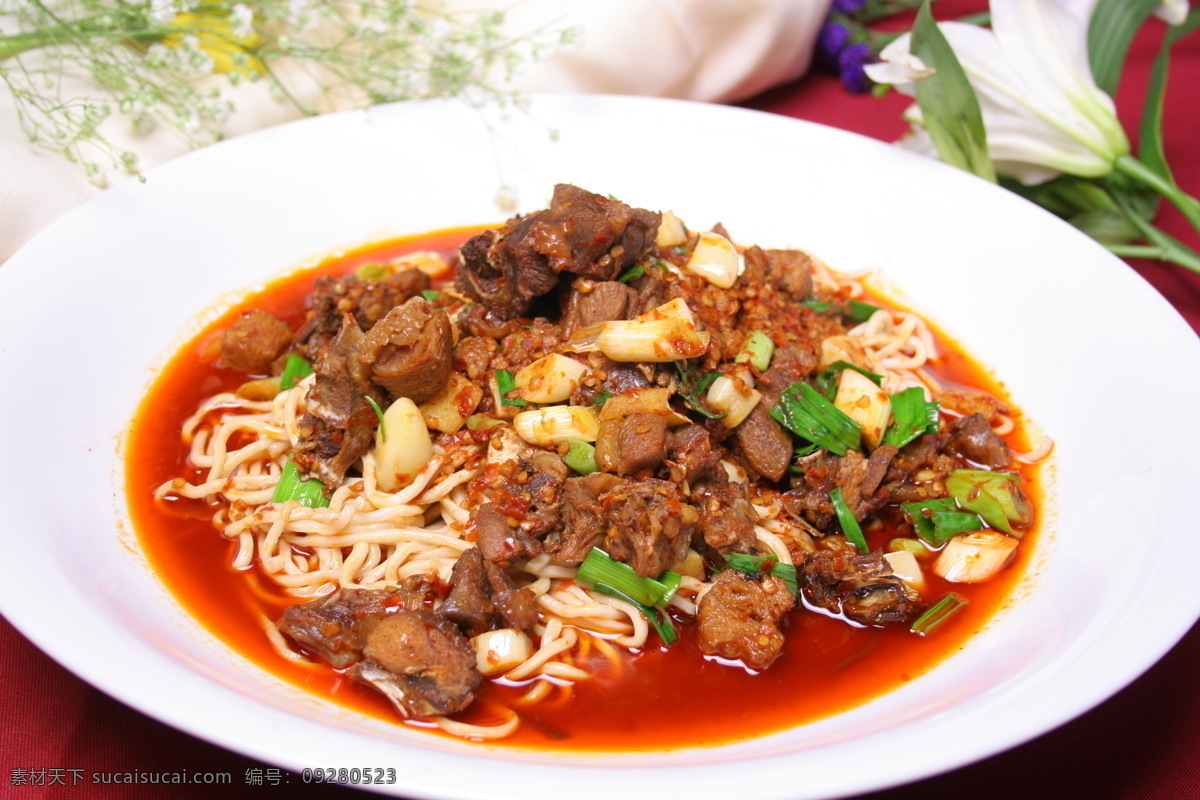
[126,227,1043,751]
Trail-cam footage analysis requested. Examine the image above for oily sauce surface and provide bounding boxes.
[126,228,1042,752]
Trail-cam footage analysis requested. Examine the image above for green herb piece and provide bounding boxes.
[734,331,775,371]
[831,487,869,554]
[911,592,968,635]
[946,469,1031,535]
[564,440,598,475]
[279,354,314,390]
[421,289,442,302]
[617,265,645,283]
[845,299,882,324]
[770,382,862,456]
[495,369,529,408]
[903,498,983,546]
[909,0,997,182]
[883,387,940,448]
[672,245,689,255]
[802,298,834,314]
[815,360,883,400]
[272,460,331,508]
[592,389,613,408]
[576,548,677,607]
[355,262,390,281]
[674,363,727,420]
[364,395,387,441]
[724,553,799,596]
[656,571,683,606]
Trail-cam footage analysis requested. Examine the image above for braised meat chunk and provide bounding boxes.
[360,296,454,404]
[595,412,669,476]
[294,268,430,360]
[456,184,660,318]
[947,413,1011,468]
[351,609,481,718]
[799,550,920,626]
[602,479,696,577]
[561,279,634,336]
[697,569,795,670]
[441,546,538,636]
[292,314,386,487]
[544,472,627,564]
[218,309,293,374]
[735,399,793,483]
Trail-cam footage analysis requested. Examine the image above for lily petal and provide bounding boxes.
[1155,1,1188,25]
[862,39,933,84]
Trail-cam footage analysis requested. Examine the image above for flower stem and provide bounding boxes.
[1107,242,1200,273]
[0,30,72,61]
[1115,154,1200,233]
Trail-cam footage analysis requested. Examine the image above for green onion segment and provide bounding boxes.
[576,548,680,645]
[421,289,442,302]
[355,262,390,281]
[883,387,940,448]
[564,440,598,475]
[831,487,869,554]
[272,460,331,508]
[902,498,982,546]
[846,299,881,323]
[617,264,646,283]
[279,354,313,390]
[495,369,529,407]
[945,469,1029,534]
[770,382,862,455]
[911,592,968,635]
[724,552,799,595]
[735,331,775,371]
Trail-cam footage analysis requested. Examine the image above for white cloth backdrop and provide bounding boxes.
[0,0,831,263]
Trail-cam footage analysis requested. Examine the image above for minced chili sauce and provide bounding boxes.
[125,226,1044,752]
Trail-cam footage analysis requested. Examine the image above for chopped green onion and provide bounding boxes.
[466,414,503,431]
[887,537,928,556]
[724,553,799,595]
[672,245,689,255]
[364,395,387,441]
[770,382,862,456]
[272,460,331,508]
[591,389,613,408]
[815,360,883,399]
[595,582,678,645]
[278,354,313,390]
[564,440,598,475]
[354,262,390,281]
[734,331,775,371]
[421,289,442,302]
[883,387,940,448]
[911,592,968,635]
[617,264,645,283]
[902,498,957,540]
[673,363,726,419]
[495,369,529,408]
[802,298,834,314]
[846,299,881,323]
[831,487,869,554]
[945,469,1030,535]
[656,571,683,606]
[576,548,677,606]
[793,442,820,459]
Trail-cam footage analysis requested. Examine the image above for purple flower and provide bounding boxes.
[832,0,868,13]
[837,42,876,94]
[816,21,851,70]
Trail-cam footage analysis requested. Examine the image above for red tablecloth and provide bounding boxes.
[3,5,1199,799]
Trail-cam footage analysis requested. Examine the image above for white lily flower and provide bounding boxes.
[1155,1,1187,25]
[864,0,1130,185]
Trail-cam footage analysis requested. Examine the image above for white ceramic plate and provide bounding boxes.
[2,95,1198,799]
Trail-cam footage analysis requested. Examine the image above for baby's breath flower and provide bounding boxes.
[0,0,558,180]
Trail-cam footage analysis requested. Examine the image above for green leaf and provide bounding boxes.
[1137,10,1200,184]
[1088,0,1161,95]
[909,1,996,182]
[1068,209,1142,244]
